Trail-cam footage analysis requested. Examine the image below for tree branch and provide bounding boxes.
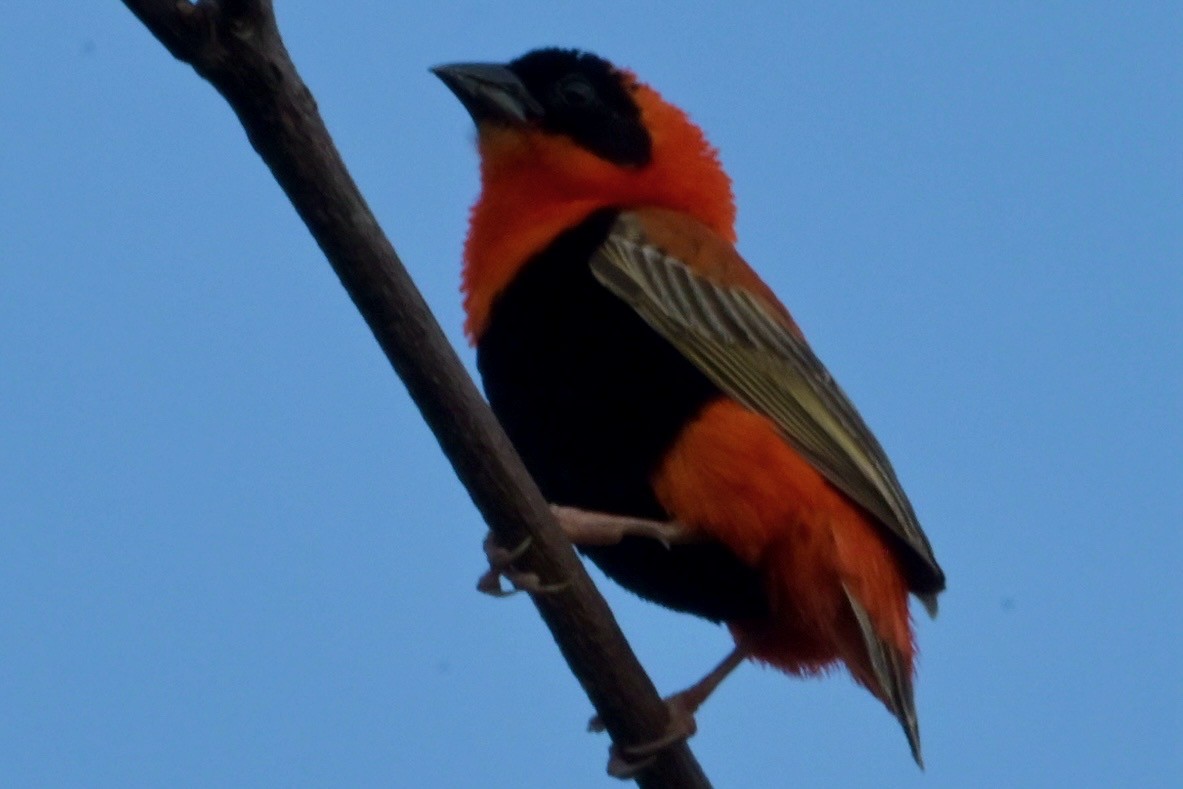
[119,1,712,786]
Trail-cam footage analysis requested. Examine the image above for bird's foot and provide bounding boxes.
[589,647,748,777]
[589,693,699,779]
[476,533,570,597]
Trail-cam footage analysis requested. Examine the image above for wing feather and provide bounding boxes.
[591,213,944,609]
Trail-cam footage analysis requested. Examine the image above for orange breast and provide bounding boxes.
[463,78,736,342]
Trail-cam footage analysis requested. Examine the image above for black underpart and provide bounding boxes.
[508,48,652,168]
[478,210,768,623]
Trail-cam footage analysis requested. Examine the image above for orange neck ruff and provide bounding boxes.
[462,81,736,341]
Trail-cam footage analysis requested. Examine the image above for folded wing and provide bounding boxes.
[590,211,945,612]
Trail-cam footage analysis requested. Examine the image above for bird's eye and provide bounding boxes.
[556,76,596,108]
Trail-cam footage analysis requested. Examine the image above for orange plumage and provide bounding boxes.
[436,48,943,765]
[652,398,913,686]
[462,80,734,340]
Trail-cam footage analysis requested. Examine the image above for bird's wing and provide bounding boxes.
[590,209,944,610]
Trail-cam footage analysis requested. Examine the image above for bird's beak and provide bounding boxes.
[431,62,544,126]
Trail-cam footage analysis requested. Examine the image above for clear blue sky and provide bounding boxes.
[3,3,1179,787]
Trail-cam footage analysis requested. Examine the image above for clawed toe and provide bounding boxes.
[601,697,699,779]
[477,533,570,596]
[591,647,747,778]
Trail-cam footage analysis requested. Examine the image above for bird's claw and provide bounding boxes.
[591,696,699,779]
[477,533,571,597]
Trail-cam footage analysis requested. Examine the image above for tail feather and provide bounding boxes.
[843,583,923,767]
[918,591,939,619]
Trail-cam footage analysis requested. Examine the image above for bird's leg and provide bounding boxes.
[477,505,693,597]
[551,505,695,548]
[592,647,748,778]
[476,533,571,597]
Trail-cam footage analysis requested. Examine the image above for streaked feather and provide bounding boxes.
[590,212,944,611]
[844,584,923,766]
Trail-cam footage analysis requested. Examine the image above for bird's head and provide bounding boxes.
[433,48,734,238]
[434,48,736,339]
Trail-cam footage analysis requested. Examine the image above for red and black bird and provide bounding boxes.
[434,48,944,766]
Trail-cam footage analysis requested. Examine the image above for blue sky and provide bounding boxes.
[2,3,1179,787]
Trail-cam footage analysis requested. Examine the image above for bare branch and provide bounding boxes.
[119,1,712,786]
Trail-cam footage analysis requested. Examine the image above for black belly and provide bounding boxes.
[476,210,767,622]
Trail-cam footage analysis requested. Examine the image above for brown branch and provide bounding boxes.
[118,1,712,786]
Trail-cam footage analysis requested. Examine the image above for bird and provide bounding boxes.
[433,47,944,769]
